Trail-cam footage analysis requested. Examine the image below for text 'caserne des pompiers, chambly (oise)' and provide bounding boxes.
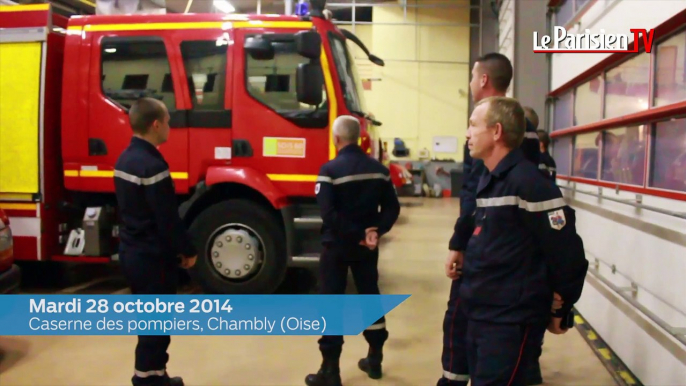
[26,298,326,334]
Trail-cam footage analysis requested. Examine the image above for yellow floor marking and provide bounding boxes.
[598,348,612,360]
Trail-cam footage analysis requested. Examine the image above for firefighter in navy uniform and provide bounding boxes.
[439,52,541,386]
[523,106,557,184]
[522,106,558,385]
[114,98,198,386]
[459,96,588,386]
[537,130,557,181]
[305,115,401,386]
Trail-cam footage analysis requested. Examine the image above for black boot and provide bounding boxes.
[358,347,383,379]
[131,372,183,386]
[305,357,342,386]
[167,376,184,386]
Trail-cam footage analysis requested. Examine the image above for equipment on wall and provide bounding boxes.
[392,138,410,157]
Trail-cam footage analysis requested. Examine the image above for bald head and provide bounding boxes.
[333,115,360,145]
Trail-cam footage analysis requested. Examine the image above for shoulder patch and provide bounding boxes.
[315,183,320,195]
[548,209,566,230]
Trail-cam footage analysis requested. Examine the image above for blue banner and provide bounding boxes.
[0,295,409,336]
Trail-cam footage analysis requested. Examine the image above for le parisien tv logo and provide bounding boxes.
[533,27,655,53]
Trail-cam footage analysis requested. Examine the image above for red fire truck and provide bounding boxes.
[0,2,398,294]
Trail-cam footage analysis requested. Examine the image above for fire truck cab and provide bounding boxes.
[0,2,386,294]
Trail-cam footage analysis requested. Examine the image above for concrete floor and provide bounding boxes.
[1,198,617,386]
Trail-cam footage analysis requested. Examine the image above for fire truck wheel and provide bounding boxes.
[188,199,287,294]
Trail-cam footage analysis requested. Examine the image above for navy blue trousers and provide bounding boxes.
[120,252,179,386]
[466,319,547,386]
[317,244,388,361]
[437,278,470,386]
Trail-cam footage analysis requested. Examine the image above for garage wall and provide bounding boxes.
[341,1,472,162]
[546,1,686,383]
[495,0,549,123]
[497,0,515,98]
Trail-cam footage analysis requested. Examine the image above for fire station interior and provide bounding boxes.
[1,0,686,385]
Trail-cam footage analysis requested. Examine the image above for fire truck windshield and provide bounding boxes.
[328,33,368,115]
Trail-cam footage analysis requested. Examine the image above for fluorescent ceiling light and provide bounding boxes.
[213,0,235,13]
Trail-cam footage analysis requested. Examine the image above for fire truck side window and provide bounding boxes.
[245,36,327,113]
[180,40,228,110]
[101,37,176,111]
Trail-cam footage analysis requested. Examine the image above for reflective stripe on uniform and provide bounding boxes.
[114,169,170,186]
[476,196,566,212]
[524,132,538,139]
[316,173,390,185]
[134,369,166,378]
[365,321,386,330]
[538,164,556,173]
[443,370,470,381]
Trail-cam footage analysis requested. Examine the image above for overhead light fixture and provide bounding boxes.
[213,0,235,13]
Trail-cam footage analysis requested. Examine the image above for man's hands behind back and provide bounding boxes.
[359,227,379,250]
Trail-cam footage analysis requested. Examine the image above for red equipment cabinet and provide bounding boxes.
[0,2,391,294]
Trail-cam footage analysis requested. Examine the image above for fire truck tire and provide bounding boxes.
[188,199,287,294]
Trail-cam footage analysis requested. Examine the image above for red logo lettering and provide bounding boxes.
[630,29,655,53]
[473,226,482,236]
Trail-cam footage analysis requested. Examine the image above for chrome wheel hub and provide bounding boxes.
[209,226,263,280]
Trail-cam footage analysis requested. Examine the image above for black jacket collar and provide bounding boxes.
[337,143,364,156]
[490,147,524,179]
[477,147,524,195]
[131,136,163,159]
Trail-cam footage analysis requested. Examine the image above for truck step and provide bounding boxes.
[291,253,320,264]
[294,216,322,224]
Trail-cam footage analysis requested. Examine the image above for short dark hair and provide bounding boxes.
[537,129,550,149]
[523,106,539,129]
[475,53,513,93]
[129,98,167,134]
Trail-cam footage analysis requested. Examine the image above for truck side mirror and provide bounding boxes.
[245,37,274,60]
[296,62,324,106]
[295,30,321,59]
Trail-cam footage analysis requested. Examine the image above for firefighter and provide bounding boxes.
[114,97,198,386]
[522,106,555,385]
[537,129,557,181]
[523,106,557,183]
[439,52,541,386]
[305,115,401,386]
[459,96,588,386]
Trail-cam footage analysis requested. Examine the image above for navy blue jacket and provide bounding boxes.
[539,150,557,181]
[450,118,540,251]
[114,137,197,260]
[458,148,588,324]
[316,144,400,247]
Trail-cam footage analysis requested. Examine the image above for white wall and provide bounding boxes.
[551,0,686,91]
[559,180,686,385]
[498,0,515,98]
[549,1,686,383]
